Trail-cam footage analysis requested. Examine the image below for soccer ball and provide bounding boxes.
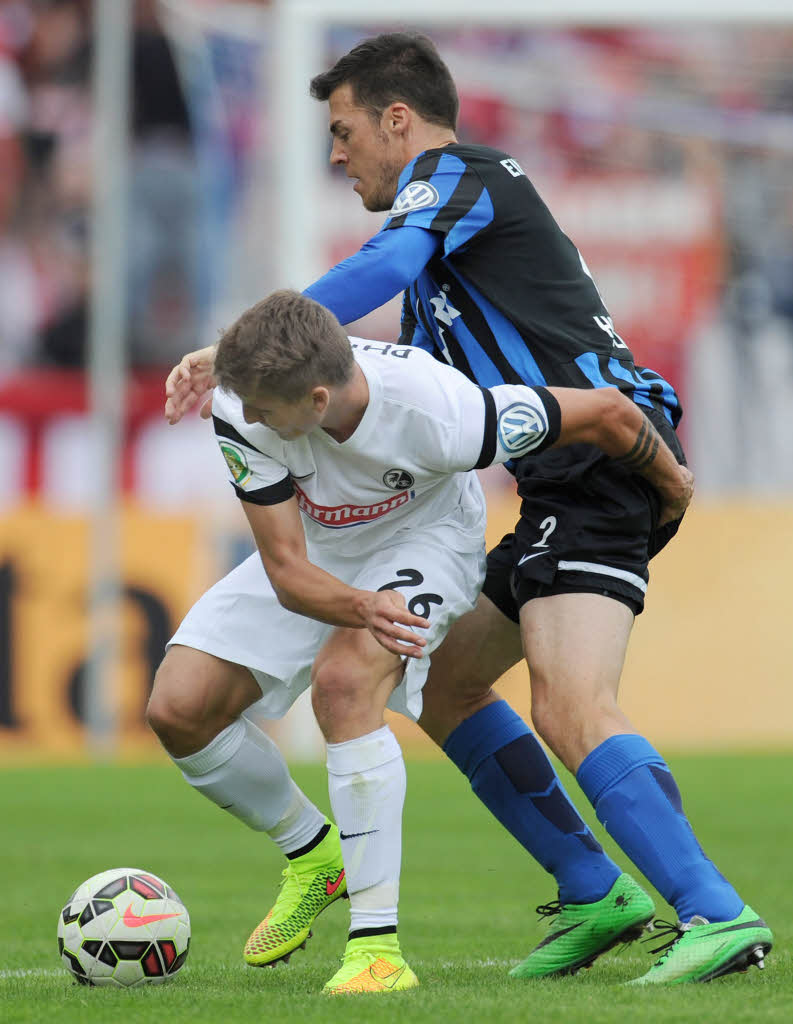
[57,868,190,987]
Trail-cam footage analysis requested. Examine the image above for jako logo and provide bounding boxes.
[388,181,440,216]
[497,403,548,455]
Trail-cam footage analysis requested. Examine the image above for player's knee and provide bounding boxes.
[418,680,495,747]
[423,667,493,709]
[310,655,370,715]
[146,682,189,749]
[147,648,259,755]
[146,660,215,753]
[531,688,613,769]
[530,686,573,753]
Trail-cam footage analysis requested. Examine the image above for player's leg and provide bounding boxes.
[312,535,489,994]
[311,626,418,994]
[519,589,771,982]
[511,414,771,982]
[521,590,635,772]
[147,645,326,846]
[417,587,523,743]
[419,544,626,936]
[147,554,347,967]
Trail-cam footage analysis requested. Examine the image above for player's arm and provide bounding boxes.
[241,494,429,658]
[450,379,692,526]
[545,386,694,526]
[304,226,439,326]
[306,154,491,325]
[163,227,439,424]
[398,289,434,351]
[165,345,217,424]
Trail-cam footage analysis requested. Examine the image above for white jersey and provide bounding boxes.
[173,341,559,721]
[211,339,559,557]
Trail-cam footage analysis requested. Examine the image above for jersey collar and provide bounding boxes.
[314,351,382,450]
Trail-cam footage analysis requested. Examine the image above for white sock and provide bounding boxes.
[326,725,406,934]
[173,717,326,855]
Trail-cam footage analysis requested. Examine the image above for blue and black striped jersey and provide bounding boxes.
[387,144,681,427]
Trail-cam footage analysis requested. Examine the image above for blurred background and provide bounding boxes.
[1,0,792,761]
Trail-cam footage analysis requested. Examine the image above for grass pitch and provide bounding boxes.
[2,751,790,1023]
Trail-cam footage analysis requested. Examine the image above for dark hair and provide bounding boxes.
[215,290,354,402]
[310,32,458,130]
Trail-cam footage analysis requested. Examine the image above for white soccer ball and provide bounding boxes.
[57,868,190,987]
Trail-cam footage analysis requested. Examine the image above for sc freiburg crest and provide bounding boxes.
[383,468,415,490]
[497,402,548,456]
[388,181,439,217]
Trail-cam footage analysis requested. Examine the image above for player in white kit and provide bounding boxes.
[146,291,693,994]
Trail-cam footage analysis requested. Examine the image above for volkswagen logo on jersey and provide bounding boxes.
[383,468,415,490]
[497,402,549,456]
[388,181,440,217]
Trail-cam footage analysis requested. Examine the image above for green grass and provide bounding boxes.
[2,752,790,1023]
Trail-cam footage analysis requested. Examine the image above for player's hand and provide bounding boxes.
[362,589,429,659]
[657,464,695,526]
[164,345,218,424]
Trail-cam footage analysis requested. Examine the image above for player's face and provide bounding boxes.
[327,84,403,212]
[240,389,321,440]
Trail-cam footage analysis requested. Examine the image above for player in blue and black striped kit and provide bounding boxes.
[164,32,770,985]
[303,32,770,986]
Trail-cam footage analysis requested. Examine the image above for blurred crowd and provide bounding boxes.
[1,4,792,402]
[393,25,793,339]
[0,0,197,372]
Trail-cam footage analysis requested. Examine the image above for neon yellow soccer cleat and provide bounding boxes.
[324,935,419,995]
[244,822,347,967]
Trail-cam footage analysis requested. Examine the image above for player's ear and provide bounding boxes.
[311,386,330,416]
[385,102,410,135]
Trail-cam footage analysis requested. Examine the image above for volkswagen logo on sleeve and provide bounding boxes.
[497,402,549,455]
[383,469,415,490]
[388,181,440,217]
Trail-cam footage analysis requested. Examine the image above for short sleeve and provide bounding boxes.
[212,391,294,506]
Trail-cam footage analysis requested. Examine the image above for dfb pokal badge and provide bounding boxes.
[220,443,251,486]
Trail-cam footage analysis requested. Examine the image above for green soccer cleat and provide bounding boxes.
[323,934,419,995]
[243,822,348,967]
[627,905,772,985]
[509,873,655,978]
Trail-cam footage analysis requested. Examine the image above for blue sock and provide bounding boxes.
[443,701,620,905]
[576,734,743,922]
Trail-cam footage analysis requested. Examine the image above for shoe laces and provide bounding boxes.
[271,865,305,914]
[643,913,710,959]
[341,946,379,968]
[643,917,686,959]
[535,899,563,920]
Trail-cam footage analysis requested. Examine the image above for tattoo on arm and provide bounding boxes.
[615,417,660,471]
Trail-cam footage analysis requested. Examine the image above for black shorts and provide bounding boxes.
[482,407,686,620]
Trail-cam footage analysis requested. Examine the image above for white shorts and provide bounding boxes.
[168,532,486,722]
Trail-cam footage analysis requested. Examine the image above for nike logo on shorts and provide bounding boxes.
[518,551,547,566]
